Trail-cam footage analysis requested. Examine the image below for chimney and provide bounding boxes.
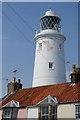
[7,78,22,94]
[12,77,16,83]
[71,64,80,83]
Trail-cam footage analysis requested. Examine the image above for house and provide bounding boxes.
[0,64,80,119]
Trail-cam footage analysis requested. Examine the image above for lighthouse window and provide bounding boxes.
[39,43,42,50]
[59,43,62,50]
[49,62,54,69]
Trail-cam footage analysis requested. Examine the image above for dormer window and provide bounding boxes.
[40,105,57,120]
[40,106,48,119]
[38,95,57,120]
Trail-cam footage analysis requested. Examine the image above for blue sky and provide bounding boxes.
[78,2,80,67]
[0,2,2,98]
[2,2,78,96]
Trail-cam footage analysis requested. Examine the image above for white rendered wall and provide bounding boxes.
[57,103,75,118]
[17,108,27,118]
[33,30,66,87]
[0,110,2,120]
[28,107,38,118]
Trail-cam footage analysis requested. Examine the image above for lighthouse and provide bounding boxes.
[32,10,66,87]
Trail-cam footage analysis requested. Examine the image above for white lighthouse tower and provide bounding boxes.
[32,10,66,87]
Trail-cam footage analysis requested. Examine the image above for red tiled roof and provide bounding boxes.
[1,82,80,107]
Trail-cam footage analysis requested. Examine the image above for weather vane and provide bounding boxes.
[13,69,18,78]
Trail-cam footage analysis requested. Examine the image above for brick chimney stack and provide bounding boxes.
[71,64,80,83]
[7,78,22,94]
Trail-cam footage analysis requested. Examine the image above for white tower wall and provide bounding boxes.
[32,10,66,87]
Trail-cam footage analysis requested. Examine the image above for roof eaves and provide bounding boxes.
[1,91,16,103]
[59,100,80,104]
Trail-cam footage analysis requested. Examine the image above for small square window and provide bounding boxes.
[49,62,54,69]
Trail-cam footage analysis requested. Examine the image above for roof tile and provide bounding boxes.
[1,82,80,107]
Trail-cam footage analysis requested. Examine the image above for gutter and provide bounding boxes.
[59,100,80,104]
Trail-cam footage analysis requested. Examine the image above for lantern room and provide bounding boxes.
[40,10,61,32]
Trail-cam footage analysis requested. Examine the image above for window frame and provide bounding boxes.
[40,106,49,120]
[75,105,80,119]
[3,108,12,119]
[40,105,57,120]
[48,62,54,70]
[52,106,57,119]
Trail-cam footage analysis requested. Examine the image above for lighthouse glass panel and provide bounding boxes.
[40,16,61,31]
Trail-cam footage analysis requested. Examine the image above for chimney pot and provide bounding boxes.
[72,64,76,73]
[18,79,21,83]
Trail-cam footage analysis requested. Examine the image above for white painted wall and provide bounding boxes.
[57,103,75,118]
[0,109,2,120]
[28,107,38,118]
[27,103,78,119]
[17,108,27,118]
[33,29,66,87]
